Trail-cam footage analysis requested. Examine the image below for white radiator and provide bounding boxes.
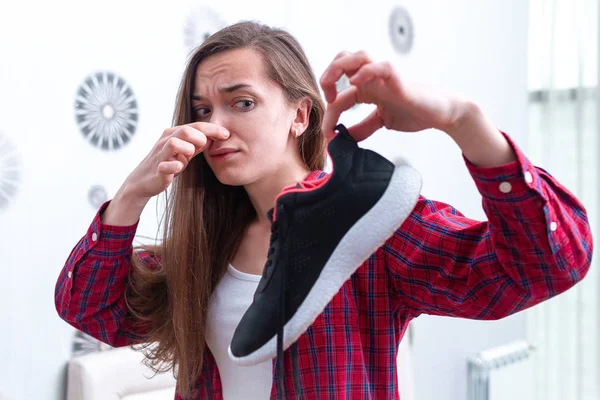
[468,340,536,400]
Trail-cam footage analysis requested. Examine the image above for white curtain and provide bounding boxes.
[527,1,599,399]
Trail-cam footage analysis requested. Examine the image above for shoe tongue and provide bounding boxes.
[266,208,275,223]
[334,123,351,138]
[279,182,303,196]
[269,183,301,223]
[325,123,356,176]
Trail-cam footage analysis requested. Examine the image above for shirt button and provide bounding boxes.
[524,171,533,184]
[550,221,558,231]
[68,271,73,279]
[499,182,512,193]
[92,232,98,241]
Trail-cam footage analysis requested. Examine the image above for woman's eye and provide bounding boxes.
[195,108,211,119]
[234,100,255,110]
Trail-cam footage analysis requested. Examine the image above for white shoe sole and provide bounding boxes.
[228,164,422,366]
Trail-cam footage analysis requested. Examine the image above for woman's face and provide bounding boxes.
[193,48,303,186]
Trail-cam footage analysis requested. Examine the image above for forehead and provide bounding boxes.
[194,48,268,89]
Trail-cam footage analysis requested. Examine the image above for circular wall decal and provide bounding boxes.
[0,131,21,210]
[389,6,414,55]
[88,185,108,208]
[183,6,226,54]
[75,71,139,151]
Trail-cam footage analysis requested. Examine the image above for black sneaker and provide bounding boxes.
[228,123,421,369]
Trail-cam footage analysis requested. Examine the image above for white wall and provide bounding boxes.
[0,1,528,399]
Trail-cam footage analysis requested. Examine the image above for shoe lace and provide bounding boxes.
[269,205,302,399]
[264,220,279,278]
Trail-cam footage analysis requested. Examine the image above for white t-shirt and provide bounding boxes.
[205,264,273,399]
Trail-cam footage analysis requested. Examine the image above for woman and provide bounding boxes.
[55,21,593,399]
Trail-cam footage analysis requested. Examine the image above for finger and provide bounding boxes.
[320,51,351,88]
[160,126,179,140]
[186,122,230,140]
[347,109,384,142]
[175,125,232,157]
[333,51,351,61]
[322,85,359,140]
[320,51,361,102]
[349,61,393,87]
[175,152,190,170]
[160,137,197,162]
[171,125,208,153]
[157,160,184,176]
[161,122,229,141]
[320,51,372,103]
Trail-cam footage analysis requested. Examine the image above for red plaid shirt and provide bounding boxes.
[55,132,593,399]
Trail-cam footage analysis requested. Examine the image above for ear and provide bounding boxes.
[290,97,312,138]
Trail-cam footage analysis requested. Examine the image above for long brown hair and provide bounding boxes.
[124,21,327,398]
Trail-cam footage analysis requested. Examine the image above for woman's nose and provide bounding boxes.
[209,109,228,131]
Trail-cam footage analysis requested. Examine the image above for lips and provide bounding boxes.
[209,147,238,156]
[208,148,240,162]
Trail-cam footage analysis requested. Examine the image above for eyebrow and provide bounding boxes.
[191,83,253,101]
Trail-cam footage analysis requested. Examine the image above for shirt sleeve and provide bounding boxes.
[383,131,594,319]
[54,200,157,347]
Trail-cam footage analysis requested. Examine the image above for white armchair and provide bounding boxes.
[67,326,415,400]
[66,346,176,400]
[397,327,416,400]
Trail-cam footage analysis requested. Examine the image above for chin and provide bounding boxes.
[215,175,251,187]
[210,165,256,187]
